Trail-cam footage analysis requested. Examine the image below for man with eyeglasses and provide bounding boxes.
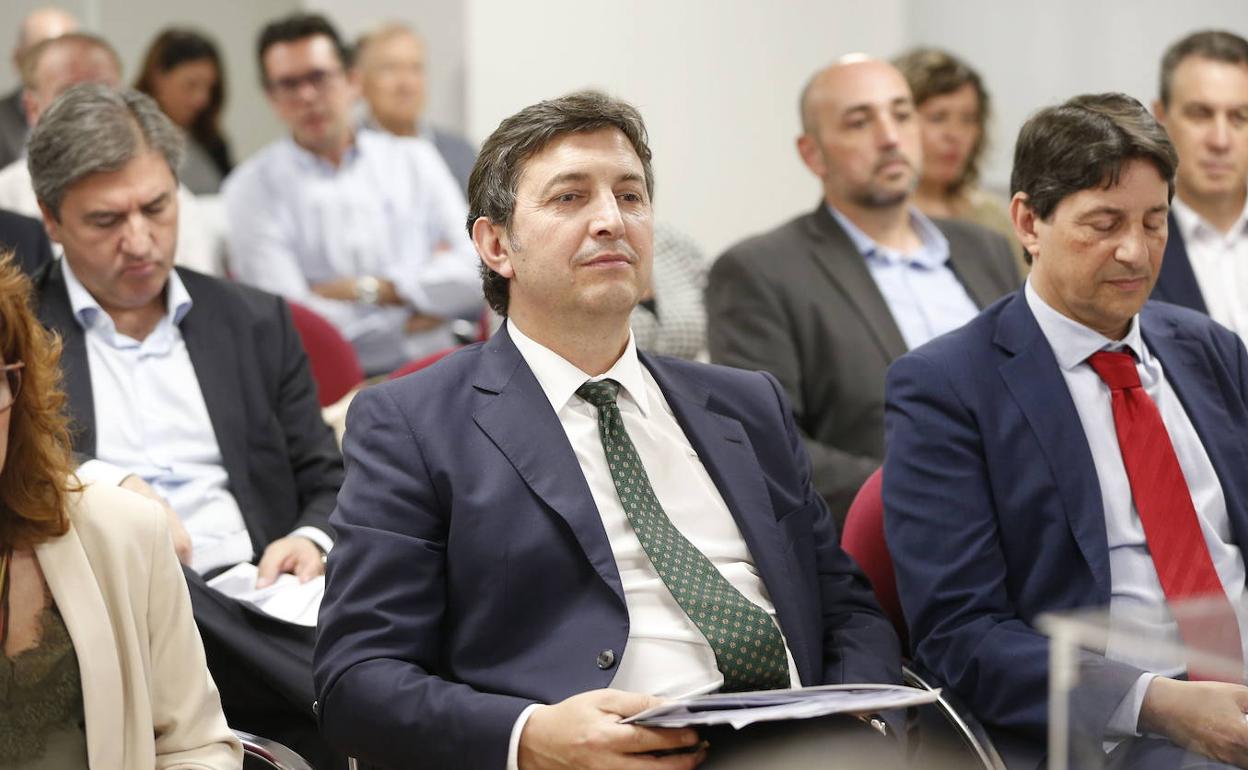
[223,13,481,376]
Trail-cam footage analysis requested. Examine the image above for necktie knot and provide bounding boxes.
[1088,350,1142,392]
[576,379,621,409]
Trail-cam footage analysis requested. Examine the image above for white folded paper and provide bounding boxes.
[621,683,939,730]
[206,562,324,627]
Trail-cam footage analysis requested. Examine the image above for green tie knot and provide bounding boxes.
[577,379,621,409]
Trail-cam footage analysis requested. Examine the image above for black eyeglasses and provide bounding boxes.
[0,363,22,413]
[266,68,344,101]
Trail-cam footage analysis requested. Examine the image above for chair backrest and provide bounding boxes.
[841,467,908,650]
[286,301,365,407]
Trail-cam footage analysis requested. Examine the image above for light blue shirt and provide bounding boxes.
[1025,279,1248,737]
[222,130,482,374]
[63,261,331,573]
[828,205,979,350]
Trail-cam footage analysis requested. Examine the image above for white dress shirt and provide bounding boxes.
[222,130,482,374]
[0,158,227,276]
[1025,280,1248,738]
[63,260,331,572]
[1172,193,1248,342]
[503,321,799,769]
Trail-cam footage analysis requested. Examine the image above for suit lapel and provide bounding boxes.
[472,328,627,607]
[176,272,258,541]
[643,354,815,682]
[36,262,97,455]
[36,519,125,769]
[994,294,1112,599]
[1143,311,1248,545]
[1156,215,1209,313]
[803,204,908,361]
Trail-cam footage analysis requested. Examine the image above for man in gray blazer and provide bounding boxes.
[707,57,1020,528]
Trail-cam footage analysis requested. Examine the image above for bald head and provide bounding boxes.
[20,34,122,126]
[796,56,921,211]
[14,7,79,67]
[800,56,909,134]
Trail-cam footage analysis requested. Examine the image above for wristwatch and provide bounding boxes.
[355,275,381,306]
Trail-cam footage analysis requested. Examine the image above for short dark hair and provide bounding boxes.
[1159,30,1248,107]
[1010,93,1177,263]
[256,12,351,86]
[467,90,654,316]
[893,47,991,193]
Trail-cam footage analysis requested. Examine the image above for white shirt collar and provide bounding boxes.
[1024,277,1146,371]
[1172,191,1248,244]
[62,258,192,333]
[507,319,651,417]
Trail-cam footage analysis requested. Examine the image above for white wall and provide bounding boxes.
[465,0,907,258]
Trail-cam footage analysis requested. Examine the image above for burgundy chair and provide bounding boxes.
[842,467,1006,770]
[286,301,364,407]
[842,467,907,650]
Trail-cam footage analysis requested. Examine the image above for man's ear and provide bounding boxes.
[37,200,61,245]
[20,88,38,127]
[1152,98,1168,125]
[472,217,515,279]
[1010,192,1040,265]
[796,132,827,179]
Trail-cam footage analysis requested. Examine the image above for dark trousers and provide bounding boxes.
[183,566,346,770]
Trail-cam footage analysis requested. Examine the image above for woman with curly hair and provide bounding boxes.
[893,47,1025,273]
[0,253,240,768]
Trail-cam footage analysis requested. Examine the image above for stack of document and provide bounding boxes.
[206,563,324,627]
[622,684,938,730]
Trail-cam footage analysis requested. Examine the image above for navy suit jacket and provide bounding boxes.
[1152,211,1208,313]
[314,325,900,770]
[883,292,1248,769]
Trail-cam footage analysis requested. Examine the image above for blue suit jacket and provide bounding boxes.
[883,292,1248,768]
[1152,211,1209,313]
[313,326,900,770]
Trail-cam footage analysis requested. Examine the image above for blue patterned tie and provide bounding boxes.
[577,379,790,691]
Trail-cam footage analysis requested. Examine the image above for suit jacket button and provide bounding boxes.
[596,649,616,669]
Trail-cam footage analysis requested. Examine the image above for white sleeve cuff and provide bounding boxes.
[1105,672,1158,738]
[506,704,543,770]
[77,459,135,488]
[290,526,334,555]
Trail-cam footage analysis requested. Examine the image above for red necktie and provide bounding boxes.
[1088,350,1243,681]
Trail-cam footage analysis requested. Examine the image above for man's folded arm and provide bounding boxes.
[313,385,536,769]
[882,352,1141,743]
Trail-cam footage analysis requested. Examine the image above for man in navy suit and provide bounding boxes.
[314,91,901,770]
[886,92,1248,769]
[1151,30,1248,340]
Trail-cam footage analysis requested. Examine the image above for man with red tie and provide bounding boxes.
[884,92,1248,769]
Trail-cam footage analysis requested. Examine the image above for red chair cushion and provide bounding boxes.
[841,467,908,649]
[286,301,365,407]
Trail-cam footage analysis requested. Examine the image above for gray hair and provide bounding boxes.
[27,84,184,219]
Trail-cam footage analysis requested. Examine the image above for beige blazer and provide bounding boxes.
[34,482,242,769]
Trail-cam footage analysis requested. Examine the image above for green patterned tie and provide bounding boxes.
[576,379,790,692]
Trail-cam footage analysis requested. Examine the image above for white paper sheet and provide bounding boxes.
[205,562,324,627]
[621,683,939,730]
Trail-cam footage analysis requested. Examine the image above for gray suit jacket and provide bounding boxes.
[707,202,1021,527]
[0,89,26,170]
